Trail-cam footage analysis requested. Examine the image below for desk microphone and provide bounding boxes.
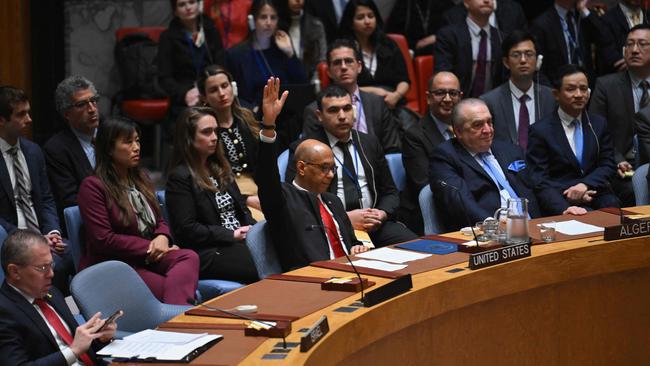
[306,224,366,302]
[186,298,275,328]
[438,180,480,246]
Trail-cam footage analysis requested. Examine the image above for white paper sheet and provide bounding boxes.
[347,259,407,272]
[124,329,206,344]
[98,330,221,361]
[355,247,431,264]
[554,220,604,235]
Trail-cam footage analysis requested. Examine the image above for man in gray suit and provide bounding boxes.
[590,24,650,206]
[481,30,555,152]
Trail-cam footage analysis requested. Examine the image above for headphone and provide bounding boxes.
[248,14,255,31]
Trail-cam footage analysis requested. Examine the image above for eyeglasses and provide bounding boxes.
[625,41,650,51]
[429,89,462,99]
[26,261,56,273]
[70,95,100,109]
[509,50,536,60]
[303,161,337,174]
[330,57,357,67]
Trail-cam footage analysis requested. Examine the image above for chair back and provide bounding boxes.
[63,206,83,270]
[277,149,290,182]
[70,260,190,334]
[633,163,650,205]
[316,62,330,89]
[245,221,282,279]
[419,185,444,235]
[385,153,406,192]
[387,33,420,114]
[414,55,434,115]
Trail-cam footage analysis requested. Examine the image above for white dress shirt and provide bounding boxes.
[71,128,96,169]
[466,17,493,90]
[325,131,372,210]
[558,107,581,155]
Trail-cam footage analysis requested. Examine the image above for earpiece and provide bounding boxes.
[247,14,255,31]
[536,54,544,72]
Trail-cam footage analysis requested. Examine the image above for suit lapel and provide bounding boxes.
[422,114,445,147]
[454,141,494,184]
[622,72,635,122]
[20,139,39,199]
[550,10,570,63]
[550,112,581,170]
[498,84,517,144]
[358,92,375,136]
[0,152,15,207]
[1,284,59,349]
[64,128,93,173]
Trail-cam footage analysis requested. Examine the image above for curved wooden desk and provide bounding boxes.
[173,209,650,365]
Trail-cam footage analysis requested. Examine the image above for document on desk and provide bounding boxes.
[97,329,221,361]
[553,220,604,235]
[347,259,407,272]
[355,247,431,264]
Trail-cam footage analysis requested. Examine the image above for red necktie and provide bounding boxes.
[317,199,346,258]
[34,298,95,366]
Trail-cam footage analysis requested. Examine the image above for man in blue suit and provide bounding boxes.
[527,65,619,209]
[0,86,74,293]
[430,98,584,231]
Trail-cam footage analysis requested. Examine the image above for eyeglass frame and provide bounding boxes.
[301,161,338,174]
[22,261,56,273]
[427,89,462,99]
[69,94,100,110]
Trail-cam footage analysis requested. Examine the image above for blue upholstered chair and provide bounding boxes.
[63,206,83,271]
[385,153,406,192]
[245,220,282,279]
[70,260,190,337]
[419,185,444,235]
[277,149,290,182]
[632,163,649,206]
[154,191,244,300]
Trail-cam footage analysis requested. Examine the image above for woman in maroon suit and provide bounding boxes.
[77,117,199,305]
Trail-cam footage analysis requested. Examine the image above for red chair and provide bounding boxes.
[115,27,168,168]
[316,61,330,89]
[414,55,434,115]
[387,33,421,115]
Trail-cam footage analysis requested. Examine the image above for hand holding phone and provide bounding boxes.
[97,310,123,332]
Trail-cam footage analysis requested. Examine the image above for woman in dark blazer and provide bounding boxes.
[166,106,259,283]
[78,117,199,305]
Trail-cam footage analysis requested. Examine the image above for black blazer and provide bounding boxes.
[434,22,505,97]
[441,0,528,34]
[429,139,566,231]
[165,163,253,251]
[255,139,359,271]
[43,128,93,219]
[356,36,410,90]
[634,106,650,165]
[527,110,617,192]
[302,90,401,153]
[304,0,338,44]
[0,138,60,235]
[286,127,400,216]
[0,282,100,365]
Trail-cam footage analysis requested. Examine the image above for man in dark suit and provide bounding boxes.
[294,86,417,247]
[401,71,462,234]
[256,78,367,271]
[589,24,650,206]
[481,30,555,150]
[0,229,119,365]
[528,65,619,209]
[0,86,74,294]
[302,39,401,153]
[434,0,506,97]
[44,76,99,222]
[598,0,648,74]
[442,0,528,35]
[529,0,609,83]
[304,0,344,44]
[430,98,582,231]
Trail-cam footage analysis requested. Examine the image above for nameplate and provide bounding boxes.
[300,316,329,352]
[362,274,413,307]
[604,219,650,241]
[468,242,531,270]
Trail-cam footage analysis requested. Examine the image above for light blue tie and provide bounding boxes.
[479,153,519,201]
[572,119,584,168]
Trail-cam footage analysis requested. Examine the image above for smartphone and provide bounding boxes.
[98,310,122,332]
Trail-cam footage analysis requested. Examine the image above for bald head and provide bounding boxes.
[294,139,336,193]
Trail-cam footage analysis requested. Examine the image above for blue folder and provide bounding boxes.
[396,240,458,255]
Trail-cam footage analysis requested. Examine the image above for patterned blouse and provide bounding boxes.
[208,176,241,230]
[219,123,250,177]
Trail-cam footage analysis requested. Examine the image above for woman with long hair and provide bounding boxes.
[224,0,306,110]
[197,65,262,212]
[78,117,199,305]
[339,0,410,109]
[165,107,259,283]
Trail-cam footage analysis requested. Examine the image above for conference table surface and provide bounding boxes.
[145,207,650,365]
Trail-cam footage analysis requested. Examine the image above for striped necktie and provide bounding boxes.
[8,146,39,231]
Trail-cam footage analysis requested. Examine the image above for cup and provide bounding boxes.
[539,221,556,242]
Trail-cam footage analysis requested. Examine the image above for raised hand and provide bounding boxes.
[262,77,288,127]
[274,30,294,58]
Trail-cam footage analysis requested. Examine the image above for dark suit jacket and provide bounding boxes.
[589,71,636,164]
[434,22,505,97]
[0,138,60,235]
[43,128,94,220]
[598,5,649,74]
[287,127,400,217]
[527,111,617,192]
[0,282,100,366]
[255,139,359,271]
[77,175,171,270]
[165,163,254,251]
[302,90,401,153]
[633,106,650,165]
[441,0,528,34]
[430,139,567,231]
[480,82,556,146]
[304,0,338,44]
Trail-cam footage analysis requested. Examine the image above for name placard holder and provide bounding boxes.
[468,242,531,270]
[300,316,329,352]
[604,219,650,241]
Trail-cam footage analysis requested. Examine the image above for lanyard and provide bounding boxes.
[252,48,274,79]
[333,141,363,197]
[558,15,580,61]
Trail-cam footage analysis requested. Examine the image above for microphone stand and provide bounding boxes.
[438,180,481,247]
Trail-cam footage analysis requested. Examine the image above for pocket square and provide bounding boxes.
[508,160,526,172]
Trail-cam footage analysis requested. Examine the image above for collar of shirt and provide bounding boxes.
[628,70,650,88]
[508,80,534,99]
[430,113,453,138]
[0,137,19,154]
[325,130,352,148]
[352,86,362,102]
[558,107,581,127]
[466,16,491,37]
[71,128,95,144]
[8,283,36,304]
[620,3,642,22]
[291,179,323,200]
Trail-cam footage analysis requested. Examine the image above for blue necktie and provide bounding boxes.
[479,152,519,201]
[572,119,584,168]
